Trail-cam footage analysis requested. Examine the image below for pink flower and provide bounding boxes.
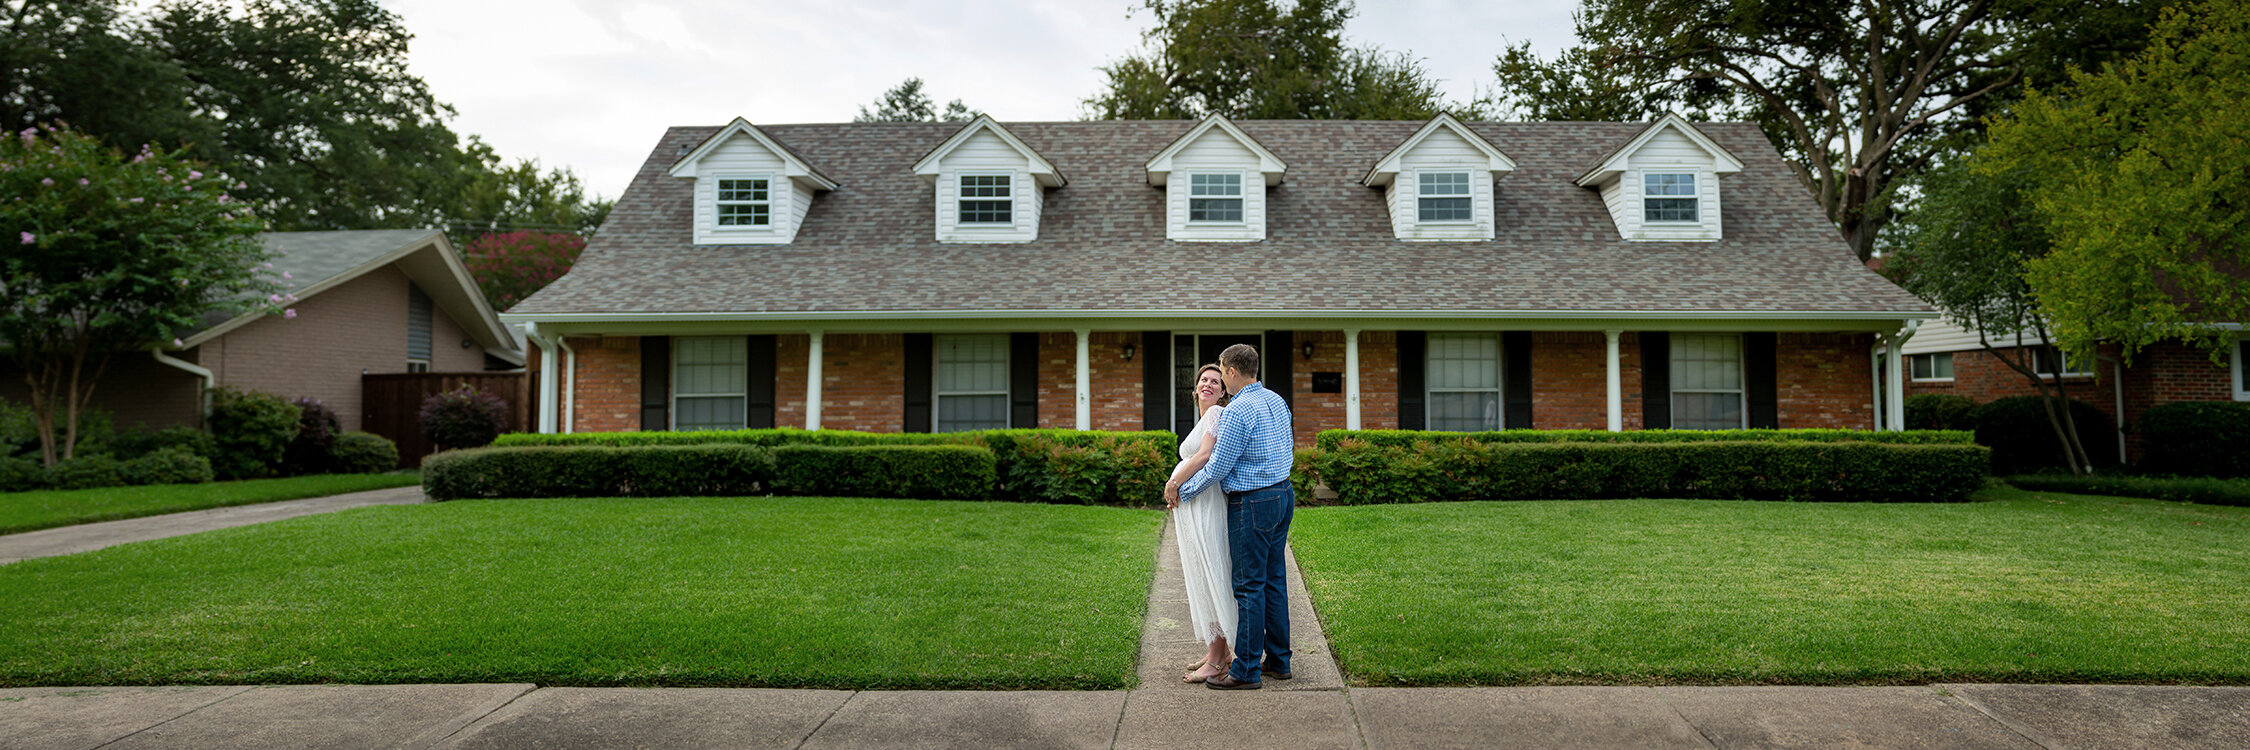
[172,338,184,348]
[283,308,297,319]
[76,178,87,186]
[129,197,142,203]
[18,232,31,244]
[267,293,283,304]
[39,178,52,186]
[281,271,291,279]
[188,171,202,180]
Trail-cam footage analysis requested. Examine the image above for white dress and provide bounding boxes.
[1174,405,1237,647]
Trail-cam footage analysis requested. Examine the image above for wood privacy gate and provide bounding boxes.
[362,372,535,468]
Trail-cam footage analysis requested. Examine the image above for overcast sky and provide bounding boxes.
[379,0,1581,200]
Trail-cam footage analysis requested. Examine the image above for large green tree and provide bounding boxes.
[1085,0,1460,120]
[855,78,979,123]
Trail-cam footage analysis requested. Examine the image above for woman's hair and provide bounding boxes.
[1196,363,1231,407]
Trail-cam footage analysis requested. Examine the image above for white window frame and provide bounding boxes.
[2033,345,2094,379]
[671,336,748,432]
[714,174,774,230]
[935,334,1010,433]
[406,360,431,374]
[2232,337,2248,402]
[1671,333,1747,430]
[1425,332,1503,431]
[956,171,1014,228]
[1909,352,1955,382]
[1416,171,1474,224]
[1643,172,1699,224]
[1187,172,1245,225]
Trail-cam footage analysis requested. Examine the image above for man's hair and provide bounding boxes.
[1218,344,1260,380]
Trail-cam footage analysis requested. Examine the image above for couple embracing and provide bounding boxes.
[1163,343,1294,691]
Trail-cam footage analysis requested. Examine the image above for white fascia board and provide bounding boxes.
[1144,114,1288,186]
[1362,113,1516,187]
[1575,113,1746,187]
[503,308,1941,325]
[911,116,1066,187]
[668,117,840,190]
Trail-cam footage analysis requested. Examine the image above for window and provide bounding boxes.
[2033,346,2093,377]
[957,174,1012,225]
[936,334,1009,432]
[406,361,430,374]
[1910,352,1955,381]
[673,337,747,431]
[1427,333,1500,431]
[1417,172,1473,222]
[1188,173,1243,223]
[408,284,432,369]
[716,177,771,227]
[1672,333,1744,430]
[1644,173,1698,223]
[2233,339,2248,401]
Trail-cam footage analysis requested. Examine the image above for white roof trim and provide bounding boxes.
[667,117,840,190]
[503,307,1939,324]
[1144,115,1288,187]
[1575,113,1746,187]
[911,116,1066,188]
[1362,113,1516,187]
[181,231,522,360]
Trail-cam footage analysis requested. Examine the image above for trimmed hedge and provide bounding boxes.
[2008,473,2250,508]
[1313,428,1975,451]
[772,445,995,500]
[423,445,777,500]
[329,431,400,474]
[1905,394,1978,431]
[2136,402,2250,478]
[1311,439,1991,504]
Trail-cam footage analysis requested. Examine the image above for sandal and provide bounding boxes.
[1182,661,1222,684]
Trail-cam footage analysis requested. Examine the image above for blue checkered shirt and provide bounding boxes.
[1177,381,1293,499]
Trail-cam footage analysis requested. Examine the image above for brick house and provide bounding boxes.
[504,114,1936,442]
[2,229,525,433]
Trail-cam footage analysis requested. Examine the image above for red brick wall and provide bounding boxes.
[1290,331,1347,443]
[1777,333,1875,429]
[1035,332,1070,429]
[1090,332,1144,431]
[1529,332,1643,430]
[1906,346,2116,426]
[568,336,641,433]
[777,334,809,429]
[1361,332,1399,431]
[816,334,905,432]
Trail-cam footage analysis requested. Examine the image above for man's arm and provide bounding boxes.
[1176,405,1256,499]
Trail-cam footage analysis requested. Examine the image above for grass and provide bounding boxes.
[0,496,1162,689]
[2008,473,2250,507]
[1291,486,2250,686]
[0,472,424,535]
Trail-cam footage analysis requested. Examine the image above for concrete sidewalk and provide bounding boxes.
[0,485,427,565]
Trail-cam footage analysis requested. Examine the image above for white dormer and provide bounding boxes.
[1574,113,1744,243]
[1362,113,1516,241]
[911,116,1065,244]
[1145,115,1286,242]
[669,118,839,246]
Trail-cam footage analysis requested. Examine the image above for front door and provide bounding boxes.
[1174,333,1262,435]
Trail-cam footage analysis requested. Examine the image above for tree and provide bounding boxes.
[442,138,614,240]
[0,125,280,466]
[1084,0,1463,120]
[855,78,979,123]
[459,231,587,312]
[1981,0,2250,367]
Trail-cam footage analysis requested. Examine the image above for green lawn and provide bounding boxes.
[0,497,1161,689]
[0,472,424,535]
[1293,487,2250,686]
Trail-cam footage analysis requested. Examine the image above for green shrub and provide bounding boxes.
[0,456,47,491]
[1290,448,1324,505]
[420,384,510,451]
[1905,394,1978,431]
[208,387,298,480]
[283,397,340,476]
[2135,401,2250,478]
[1009,436,1115,505]
[771,444,995,500]
[1315,440,1991,504]
[2008,473,2250,507]
[0,401,114,460]
[121,447,215,485]
[0,400,35,458]
[110,426,218,463]
[1969,395,2119,475]
[328,431,399,474]
[423,444,776,500]
[1312,428,1974,451]
[46,454,127,490]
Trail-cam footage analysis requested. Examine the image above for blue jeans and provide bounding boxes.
[1226,482,1293,683]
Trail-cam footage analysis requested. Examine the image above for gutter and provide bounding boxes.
[152,348,215,420]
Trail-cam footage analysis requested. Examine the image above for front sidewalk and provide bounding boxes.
[0,486,426,565]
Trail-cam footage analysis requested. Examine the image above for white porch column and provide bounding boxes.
[1344,329,1362,430]
[1075,329,1092,430]
[1605,329,1623,432]
[1870,338,1887,430]
[1884,337,1906,432]
[530,323,559,434]
[806,330,824,430]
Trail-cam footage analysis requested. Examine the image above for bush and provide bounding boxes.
[1905,394,1978,431]
[2008,473,2250,507]
[208,387,298,480]
[1315,439,1992,504]
[1968,395,2119,475]
[1291,448,1324,506]
[423,444,776,500]
[46,454,127,490]
[0,456,47,491]
[329,431,400,474]
[110,426,219,463]
[420,384,511,451]
[0,400,115,459]
[1312,428,1975,451]
[2135,402,2250,478]
[283,397,341,475]
[772,445,995,500]
[121,447,215,485]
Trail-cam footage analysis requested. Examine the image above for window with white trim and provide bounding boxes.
[1644,173,1698,223]
[1188,173,1243,223]
[1427,333,1500,431]
[1910,352,1955,381]
[936,334,1009,432]
[1417,171,1473,222]
[2232,338,2248,401]
[2033,346,2093,378]
[1672,333,1744,430]
[674,337,747,431]
[957,173,1012,226]
[716,177,771,227]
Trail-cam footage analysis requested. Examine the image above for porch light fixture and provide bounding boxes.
[1302,341,1315,359]
[1122,343,1136,361]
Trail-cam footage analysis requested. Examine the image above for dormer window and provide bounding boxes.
[1362,114,1514,241]
[1189,173,1244,223]
[1417,172,1473,222]
[913,116,1064,243]
[669,118,837,246]
[958,173,1013,226]
[1147,115,1285,242]
[716,177,772,227]
[1644,173,1698,223]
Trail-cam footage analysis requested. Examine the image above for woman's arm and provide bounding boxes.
[1167,406,1223,487]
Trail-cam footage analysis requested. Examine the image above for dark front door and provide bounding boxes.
[1174,333,1263,435]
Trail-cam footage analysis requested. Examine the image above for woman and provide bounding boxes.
[1169,363,1235,683]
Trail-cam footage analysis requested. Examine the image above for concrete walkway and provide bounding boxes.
[0,485,427,565]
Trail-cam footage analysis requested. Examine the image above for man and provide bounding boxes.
[1166,343,1294,690]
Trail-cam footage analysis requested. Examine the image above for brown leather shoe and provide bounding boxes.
[1205,673,1262,690]
[1262,661,1292,680]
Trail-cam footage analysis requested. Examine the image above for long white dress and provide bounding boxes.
[1174,405,1237,647]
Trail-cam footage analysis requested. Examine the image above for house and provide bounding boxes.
[502,114,1937,442]
[2,229,526,434]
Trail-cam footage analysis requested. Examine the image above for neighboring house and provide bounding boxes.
[1,229,525,433]
[503,114,1936,442]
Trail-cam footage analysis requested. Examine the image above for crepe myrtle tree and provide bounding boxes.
[0,124,285,466]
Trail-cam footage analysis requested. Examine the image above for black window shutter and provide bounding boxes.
[747,335,777,429]
[1503,331,1533,429]
[1009,332,1039,428]
[1141,331,1170,431]
[1641,332,1671,430]
[903,334,933,433]
[1264,330,1293,409]
[1397,331,1426,430]
[1745,332,1778,429]
[640,336,670,431]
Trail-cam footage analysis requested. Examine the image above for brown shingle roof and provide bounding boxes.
[510,120,1930,318]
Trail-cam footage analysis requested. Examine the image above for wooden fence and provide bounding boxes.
[361,372,535,468]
